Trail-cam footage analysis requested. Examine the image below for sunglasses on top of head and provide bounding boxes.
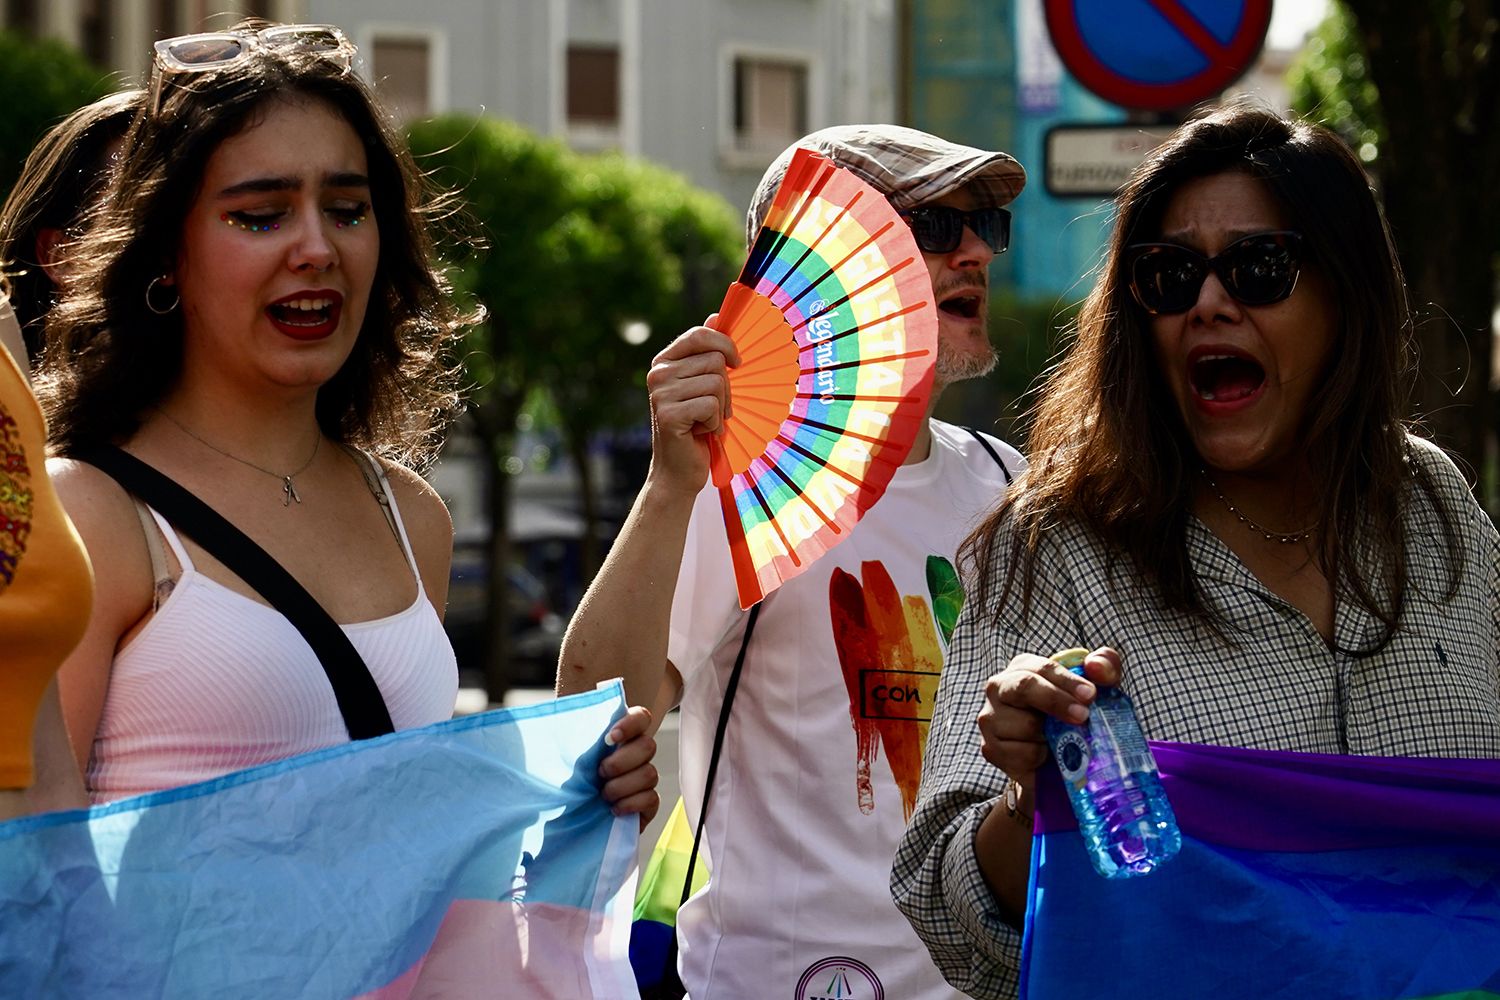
[1125,230,1305,316]
[898,205,1011,255]
[148,24,354,118]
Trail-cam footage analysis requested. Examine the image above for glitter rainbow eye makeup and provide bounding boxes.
[218,204,369,234]
[330,204,369,229]
[220,212,279,233]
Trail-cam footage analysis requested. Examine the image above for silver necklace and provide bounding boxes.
[158,409,321,506]
[1202,471,1316,545]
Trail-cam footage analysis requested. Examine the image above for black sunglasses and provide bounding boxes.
[900,205,1011,255]
[1126,231,1304,315]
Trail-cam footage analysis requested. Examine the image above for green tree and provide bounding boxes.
[407,116,740,698]
[1286,8,1384,161]
[629,158,745,330]
[538,153,740,575]
[407,115,577,699]
[0,31,113,198]
[1290,1,1499,509]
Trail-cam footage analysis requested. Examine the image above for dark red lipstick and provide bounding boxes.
[266,290,343,341]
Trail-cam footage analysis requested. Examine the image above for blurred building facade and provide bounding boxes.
[1,0,1317,660]
[0,0,299,80]
[2,0,1307,303]
[3,0,901,219]
[305,0,901,219]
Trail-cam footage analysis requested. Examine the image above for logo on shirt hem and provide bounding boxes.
[795,955,884,1000]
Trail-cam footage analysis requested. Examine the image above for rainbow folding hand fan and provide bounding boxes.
[709,148,937,609]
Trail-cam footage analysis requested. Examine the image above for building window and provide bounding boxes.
[566,45,619,127]
[733,55,808,153]
[371,35,432,121]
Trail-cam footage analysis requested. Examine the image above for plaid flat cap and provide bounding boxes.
[745,123,1027,247]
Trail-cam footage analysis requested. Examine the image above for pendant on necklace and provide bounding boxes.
[283,476,301,506]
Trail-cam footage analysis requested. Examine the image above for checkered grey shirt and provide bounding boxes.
[891,436,1500,999]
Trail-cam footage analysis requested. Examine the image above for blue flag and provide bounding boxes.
[0,683,640,998]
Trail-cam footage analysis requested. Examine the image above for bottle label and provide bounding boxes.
[1101,702,1157,775]
[1053,729,1091,788]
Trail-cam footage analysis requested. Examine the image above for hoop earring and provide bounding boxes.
[145,274,179,315]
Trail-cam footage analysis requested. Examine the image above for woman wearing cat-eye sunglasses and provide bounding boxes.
[895,102,1499,998]
[1125,229,1302,315]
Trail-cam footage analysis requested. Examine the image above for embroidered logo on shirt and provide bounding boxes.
[795,955,885,1000]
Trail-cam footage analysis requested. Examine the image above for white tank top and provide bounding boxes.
[86,465,459,803]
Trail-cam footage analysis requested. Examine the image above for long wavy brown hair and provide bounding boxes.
[965,103,1459,654]
[37,23,473,471]
[0,89,143,362]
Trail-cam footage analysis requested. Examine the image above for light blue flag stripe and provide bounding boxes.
[0,682,640,999]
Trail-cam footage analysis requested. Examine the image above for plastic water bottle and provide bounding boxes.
[1041,648,1180,879]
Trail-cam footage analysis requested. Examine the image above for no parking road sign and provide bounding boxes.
[1044,0,1272,111]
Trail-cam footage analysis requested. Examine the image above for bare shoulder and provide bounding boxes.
[375,459,454,545]
[370,457,454,611]
[46,456,153,611]
[47,457,140,538]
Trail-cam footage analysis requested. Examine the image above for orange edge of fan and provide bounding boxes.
[705,283,799,488]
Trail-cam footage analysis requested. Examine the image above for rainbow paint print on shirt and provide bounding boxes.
[830,555,961,819]
[1022,743,1500,1000]
[0,684,638,999]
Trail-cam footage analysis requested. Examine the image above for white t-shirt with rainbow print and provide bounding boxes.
[667,419,1023,1000]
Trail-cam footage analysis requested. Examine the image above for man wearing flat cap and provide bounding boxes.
[559,124,1027,998]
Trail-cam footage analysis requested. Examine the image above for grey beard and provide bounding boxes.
[934,341,998,386]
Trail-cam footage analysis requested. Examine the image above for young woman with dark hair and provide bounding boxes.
[33,22,658,821]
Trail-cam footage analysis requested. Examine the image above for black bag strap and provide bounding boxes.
[679,600,761,906]
[963,426,1014,484]
[77,446,396,740]
[648,601,762,997]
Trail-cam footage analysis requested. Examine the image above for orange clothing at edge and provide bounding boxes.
[0,332,92,789]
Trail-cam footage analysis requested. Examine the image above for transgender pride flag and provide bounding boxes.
[0,683,640,999]
[1022,743,1500,1000]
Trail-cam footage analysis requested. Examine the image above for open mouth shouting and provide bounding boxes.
[937,288,984,321]
[1187,346,1266,412]
[267,290,344,341]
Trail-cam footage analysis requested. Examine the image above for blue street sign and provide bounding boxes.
[1045,0,1273,111]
